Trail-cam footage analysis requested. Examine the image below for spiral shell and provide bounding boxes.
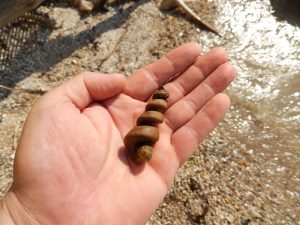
[124,86,169,163]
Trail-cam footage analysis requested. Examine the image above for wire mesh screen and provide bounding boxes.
[0,11,53,71]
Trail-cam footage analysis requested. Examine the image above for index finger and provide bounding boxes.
[124,43,201,101]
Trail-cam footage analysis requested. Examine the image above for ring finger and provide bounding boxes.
[164,47,228,106]
[165,62,236,131]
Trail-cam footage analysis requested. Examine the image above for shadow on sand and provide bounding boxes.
[0,0,146,100]
[270,0,300,26]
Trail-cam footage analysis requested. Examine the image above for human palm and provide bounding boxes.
[3,43,236,225]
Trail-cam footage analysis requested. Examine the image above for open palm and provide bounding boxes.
[4,43,235,225]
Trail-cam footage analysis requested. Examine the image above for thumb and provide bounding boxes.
[49,72,126,110]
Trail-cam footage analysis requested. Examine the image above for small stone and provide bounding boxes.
[241,218,251,225]
[71,59,78,65]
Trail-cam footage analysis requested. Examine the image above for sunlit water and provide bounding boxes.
[197,0,299,216]
[188,0,299,221]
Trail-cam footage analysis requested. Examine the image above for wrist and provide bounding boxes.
[0,191,40,225]
[0,196,15,225]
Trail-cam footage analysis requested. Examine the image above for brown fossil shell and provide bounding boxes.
[134,146,153,163]
[124,86,169,163]
[145,99,168,113]
[124,125,159,162]
[152,88,170,100]
[136,111,164,125]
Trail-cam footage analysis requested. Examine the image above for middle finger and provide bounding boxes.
[165,62,236,131]
[164,47,228,106]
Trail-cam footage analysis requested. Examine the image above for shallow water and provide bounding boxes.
[199,0,300,220]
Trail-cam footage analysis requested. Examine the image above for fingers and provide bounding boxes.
[124,43,201,101]
[165,47,228,106]
[50,72,126,110]
[171,93,231,165]
[165,63,236,131]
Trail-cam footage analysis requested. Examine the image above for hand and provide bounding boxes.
[1,43,236,225]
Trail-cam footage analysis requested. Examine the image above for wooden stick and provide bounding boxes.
[0,84,14,91]
[0,0,45,28]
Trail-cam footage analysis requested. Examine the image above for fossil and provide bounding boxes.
[124,86,169,163]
